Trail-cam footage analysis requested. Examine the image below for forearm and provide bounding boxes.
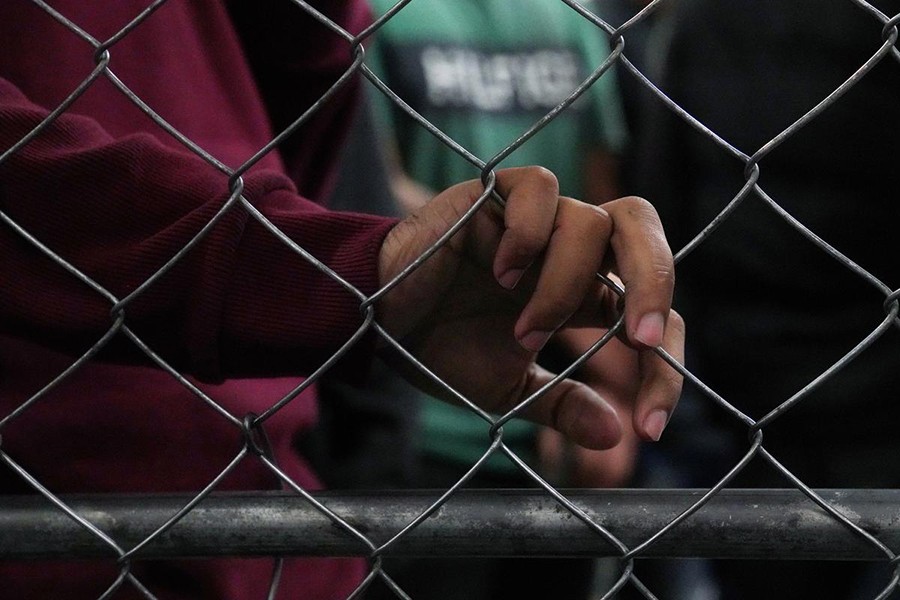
[0,78,396,379]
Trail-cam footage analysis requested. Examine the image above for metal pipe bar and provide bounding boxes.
[1,489,897,561]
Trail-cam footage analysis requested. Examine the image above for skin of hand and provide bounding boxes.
[537,424,637,488]
[537,326,647,487]
[377,166,684,450]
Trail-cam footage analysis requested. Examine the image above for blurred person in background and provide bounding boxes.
[632,0,900,597]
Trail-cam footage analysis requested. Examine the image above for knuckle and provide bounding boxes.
[561,198,613,230]
[587,204,613,230]
[617,195,656,215]
[629,265,675,295]
[667,309,686,336]
[608,195,663,227]
[528,165,560,192]
[651,263,676,287]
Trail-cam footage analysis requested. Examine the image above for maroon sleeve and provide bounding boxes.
[0,77,397,379]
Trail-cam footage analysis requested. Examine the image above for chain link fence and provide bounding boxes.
[0,0,899,598]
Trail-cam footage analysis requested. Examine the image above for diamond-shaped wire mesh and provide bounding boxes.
[0,0,898,599]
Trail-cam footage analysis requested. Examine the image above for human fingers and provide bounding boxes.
[537,411,638,487]
[632,308,685,441]
[377,167,560,341]
[377,177,488,338]
[490,167,560,290]
[512,197,614,351]
[603,196,675,348]
[514,364,623,451]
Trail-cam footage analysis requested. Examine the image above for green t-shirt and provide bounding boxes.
[367,0,628,197]
[367,0,628,474]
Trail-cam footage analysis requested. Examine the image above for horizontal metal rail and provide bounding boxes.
[1,489,896,561]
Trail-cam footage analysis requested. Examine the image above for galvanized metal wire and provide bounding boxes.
[0,0,898,598]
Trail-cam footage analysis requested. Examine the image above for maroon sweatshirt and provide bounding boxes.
[0,1,395,597]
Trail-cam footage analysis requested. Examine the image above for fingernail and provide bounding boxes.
[644,409,669,442]
[498,268,525,290]
[634,312,665,347]
[518,330,552,352]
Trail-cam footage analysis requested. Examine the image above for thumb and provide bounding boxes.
[510,365,623,450]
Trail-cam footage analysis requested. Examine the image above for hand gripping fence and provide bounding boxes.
[0,0,899,599]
